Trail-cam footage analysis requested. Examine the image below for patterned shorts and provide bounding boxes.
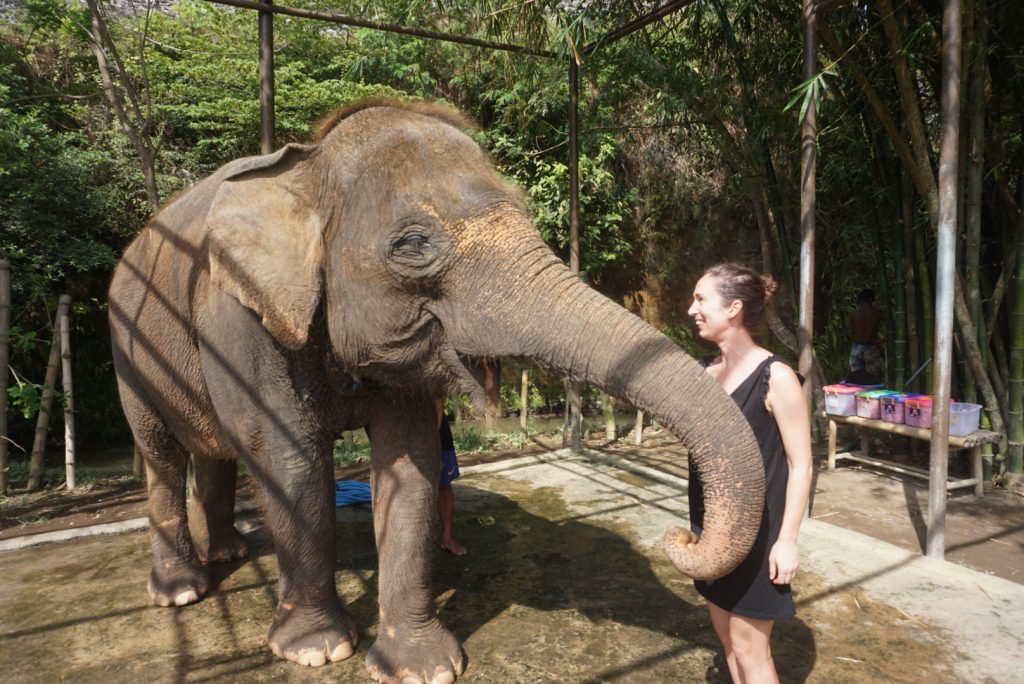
[440,449,461,487]
[849,342,884,378]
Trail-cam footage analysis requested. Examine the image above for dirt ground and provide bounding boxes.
[3,428,1023,582]
[1,428,1022,683]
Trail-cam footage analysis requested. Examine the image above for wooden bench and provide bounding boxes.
[817,412,1004,497]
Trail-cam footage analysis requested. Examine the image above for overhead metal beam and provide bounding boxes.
[204,0,556,57]
[582,0,699,56]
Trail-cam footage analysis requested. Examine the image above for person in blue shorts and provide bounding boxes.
[438,412,466,555]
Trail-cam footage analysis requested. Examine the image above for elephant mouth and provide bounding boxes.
[437,343,491,408]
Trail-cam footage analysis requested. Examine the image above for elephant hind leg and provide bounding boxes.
[188,456,248,564]
[140,435,210,607]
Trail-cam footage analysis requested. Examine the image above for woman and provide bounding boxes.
[686,263,813,684]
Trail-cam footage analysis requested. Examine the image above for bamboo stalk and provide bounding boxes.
[0,259,10,494]
[27,295,71,491]
[1007,176,1024,475]
[60,310,75,490]
[602,392,616,442]
[520,368,528,431]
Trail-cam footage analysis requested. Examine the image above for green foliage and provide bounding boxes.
[1,0,1021,467]
[334,434,372,466]
[452,427,495,453]
[499,382,545,414]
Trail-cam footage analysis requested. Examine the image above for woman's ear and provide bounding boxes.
[207,144,324,349]
[726,299,744,320]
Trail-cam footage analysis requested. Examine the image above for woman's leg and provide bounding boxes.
[706,601,778,684]
[707,601,740,682]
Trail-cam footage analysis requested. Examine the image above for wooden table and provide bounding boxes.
[818,412,1004,497]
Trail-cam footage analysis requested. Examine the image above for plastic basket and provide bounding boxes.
[823,384,861,416]
[855,390,898,420]
[949,402,982,437]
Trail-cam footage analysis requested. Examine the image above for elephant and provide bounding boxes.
[108,97,764,684]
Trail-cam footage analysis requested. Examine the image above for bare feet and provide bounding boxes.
[441,537,467,556]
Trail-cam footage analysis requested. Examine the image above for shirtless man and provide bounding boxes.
[849,289,884,383]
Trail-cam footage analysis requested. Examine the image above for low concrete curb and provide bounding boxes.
[0,448,647,557]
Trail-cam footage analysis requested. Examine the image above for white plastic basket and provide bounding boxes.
[949,403,982,437]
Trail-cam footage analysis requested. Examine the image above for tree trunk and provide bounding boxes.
[602,392,616,442]
[901,171,922,391]
[914,228,935,394]
[27,296,71,491]
[0,259,9,494]
[877,0,941,224]
[85,0,160,212]
[1006,179,1024,475]
[889,178,908,390]
[964,0,988,405]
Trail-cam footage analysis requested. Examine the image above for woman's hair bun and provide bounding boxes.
[761,274,779,299]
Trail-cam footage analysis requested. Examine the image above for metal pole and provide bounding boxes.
[568,55,582,454]
[927,0,962,560]
[259,0,275,154]
[798,0,817,411]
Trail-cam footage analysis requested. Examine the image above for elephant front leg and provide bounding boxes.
[366,402,465,684]
[254,445,358,667]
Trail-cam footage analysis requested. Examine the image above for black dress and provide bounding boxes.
[688,354,795,621]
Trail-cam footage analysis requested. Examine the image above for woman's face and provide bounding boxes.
[688,274,739,342]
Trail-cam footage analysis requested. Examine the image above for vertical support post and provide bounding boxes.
[27,295,71,491]
[927,0,962,560]
[259,0,276,154]
[133,443,145,480]
[567,54,582,454]
[520,368,529,431]
[634,410,644,446]
[827,418,837,469]
[0,259,10,494]
[798,0,817,413]
[60,308,75,490]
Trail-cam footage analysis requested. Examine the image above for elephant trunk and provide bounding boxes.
[438,219,764,580]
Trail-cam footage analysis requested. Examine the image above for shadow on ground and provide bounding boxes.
[4,458,973,683]
[0,480,822,683]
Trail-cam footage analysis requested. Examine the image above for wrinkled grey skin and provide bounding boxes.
[108,99,764,684]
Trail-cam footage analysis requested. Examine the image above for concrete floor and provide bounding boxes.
[1,450,1022,683]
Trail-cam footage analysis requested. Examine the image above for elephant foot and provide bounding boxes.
[268,601,358,667]
[195,526,249,564]
[148,559,210,607]
[366,621,465,684]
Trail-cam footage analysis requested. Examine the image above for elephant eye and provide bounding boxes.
[393,232,430,256]
[384,220,449,281]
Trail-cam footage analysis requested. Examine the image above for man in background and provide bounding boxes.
[849,288,884,384]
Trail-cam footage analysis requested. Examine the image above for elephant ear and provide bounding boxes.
[207,144,324,350]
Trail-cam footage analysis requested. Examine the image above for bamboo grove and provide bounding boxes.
[0,0,1022,480]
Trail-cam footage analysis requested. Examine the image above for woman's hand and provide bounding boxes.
[769,540,800,585]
